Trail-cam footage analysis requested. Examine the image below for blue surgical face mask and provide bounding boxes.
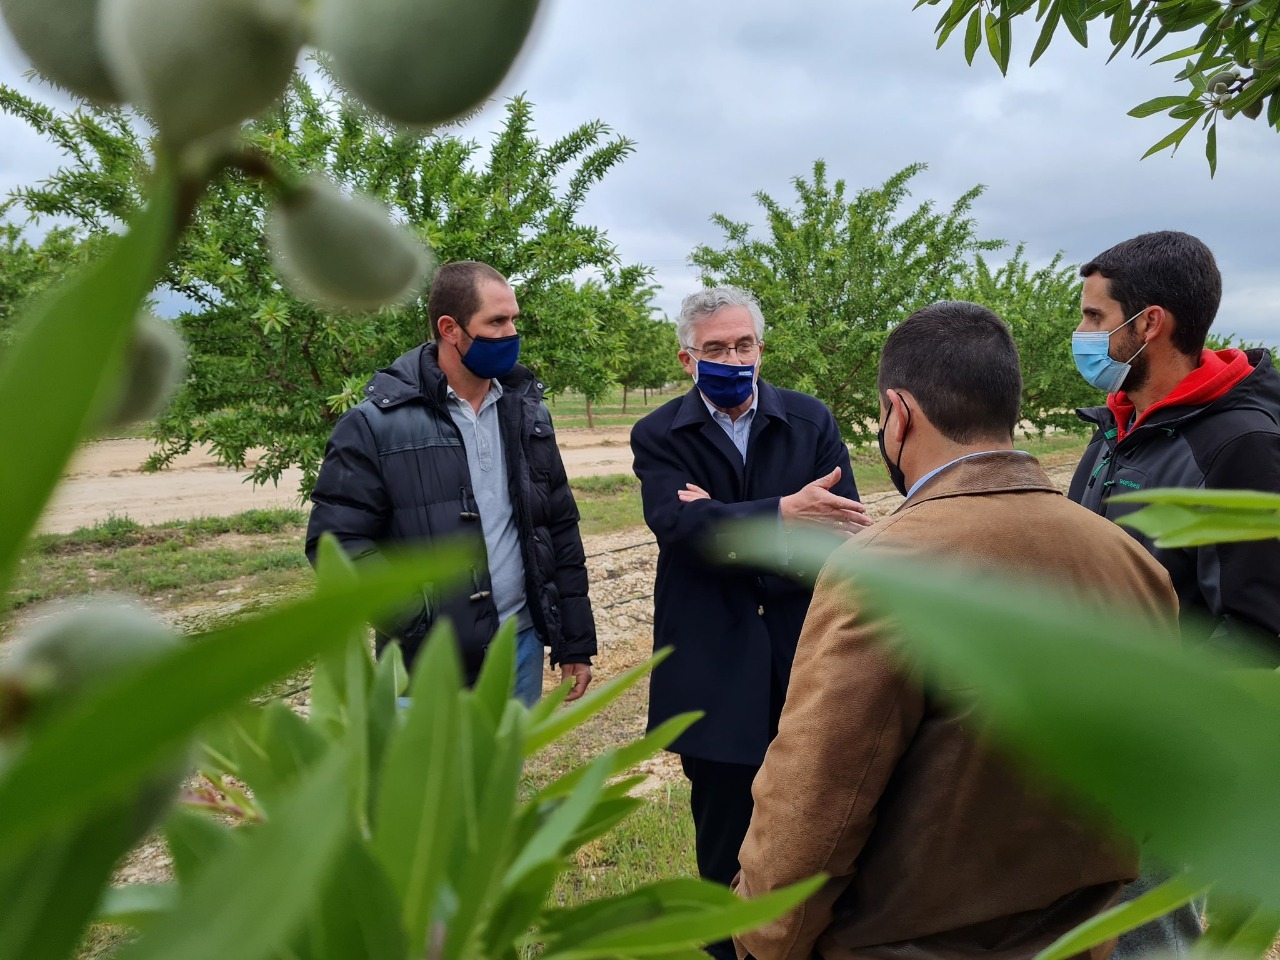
[1071,309,1148,393]
[695,359,755,409]
[460,331,521,380]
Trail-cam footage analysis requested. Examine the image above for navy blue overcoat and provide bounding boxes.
[630,380,859,765]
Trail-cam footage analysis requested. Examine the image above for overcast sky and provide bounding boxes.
[3,1,1277,343]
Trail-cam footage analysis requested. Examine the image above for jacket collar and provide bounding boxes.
[363,342,541,410]
[671,378,789,431]
[896,451,1059,514]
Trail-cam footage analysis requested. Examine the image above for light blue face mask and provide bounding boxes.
[1071,309,1148,393]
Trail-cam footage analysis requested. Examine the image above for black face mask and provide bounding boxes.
[877,402,910,498]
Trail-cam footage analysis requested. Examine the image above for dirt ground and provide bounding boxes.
[38,427,638,535]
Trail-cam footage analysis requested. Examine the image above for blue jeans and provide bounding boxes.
[513,625,544,708]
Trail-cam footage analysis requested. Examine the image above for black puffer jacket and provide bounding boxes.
[305,343,596,680]
[1068,348,1280,658]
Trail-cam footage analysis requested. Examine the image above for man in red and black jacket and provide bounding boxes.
[1067,230,1280,959]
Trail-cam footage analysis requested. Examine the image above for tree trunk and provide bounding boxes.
[622,385,628,413]
[586,397,594,429]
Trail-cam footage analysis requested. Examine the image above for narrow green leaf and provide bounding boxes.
[535,712,703,802]
[472,618,518,725]
[441,705,526,960]
[525,648,671,754]
[0,167,175,598]
[1201,897,1280,957]
[505,752,612,889]
[118,753,350,960]
[1205,120,1217,175]
[998,15,1014,74]
[1268,89,1280,127]
[1035,871,1210,960]
[1129,95,1192,118]
[1061,0,1090,46]
[373,622,464,958]
[94,883,179,931]
[365,644,402,820]
[965,8,983,63]
[984,11,1005,68]
[1142,116,1199,158]
[1031,5,1062,65]
[0,542,472,854]
[164,809,238,887]
[541,878,739,945]
[542,876,826,959]
[0,805,138,960]
[303,836,408,960]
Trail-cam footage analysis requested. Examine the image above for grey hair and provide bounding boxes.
[676,286,765,349]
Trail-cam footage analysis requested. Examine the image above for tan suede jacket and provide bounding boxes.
[734,452,1178,960]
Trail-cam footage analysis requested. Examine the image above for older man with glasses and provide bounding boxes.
[630,285,871,960]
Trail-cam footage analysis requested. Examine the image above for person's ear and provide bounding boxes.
[1139,305,1170,345]
[886,389,909,445]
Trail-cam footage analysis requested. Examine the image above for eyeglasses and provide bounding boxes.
[686,338,763,363]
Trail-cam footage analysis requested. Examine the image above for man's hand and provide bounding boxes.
[560,662,592,702]
[780,467,872,530]
[678,482,711,502]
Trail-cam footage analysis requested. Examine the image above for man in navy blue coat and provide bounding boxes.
[631,286,869,960]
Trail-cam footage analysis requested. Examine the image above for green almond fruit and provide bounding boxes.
[316,0,541,126]
[96,312,188,431]
[1242,98,1264,119]
[268,178,431,312]
[98,0,306,150]
[0,0,123,102]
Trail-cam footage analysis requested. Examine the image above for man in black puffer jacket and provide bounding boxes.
[306,261,595,704]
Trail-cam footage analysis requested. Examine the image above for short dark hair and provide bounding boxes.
[878,301,1023,444]
[427,261,508,339]
[1080,231,1221,356]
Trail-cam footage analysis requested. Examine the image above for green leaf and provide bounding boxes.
[965,9,984,63]
[441,703,526,960]
[0,541,473,855]
[0,166,174,598]
[1031,5,1062,65]
[1034,871,1210,960]
[1201,896,1280,956]
[472,618,518,725]
[504,751,612,890]
[365,644,402,820]
[1113,488,1280,511]
[1206,120,1218,176]
[94,883,179,931]
[117,752,351,960]
[525,648,671,754]
[1114,502,1280,547]
[1129,95,1193,117]
[1268,89,1280,127]
[541,876,826,959]
[540,878,739,944]
[535,712,703,801]
[984,11,1006,69]
[1061,0,1090,46]
[372,621,464,958]
[1142,116,1199,158]
[302,836,409,960]
[0,805,140,960]
[164,809,238,887]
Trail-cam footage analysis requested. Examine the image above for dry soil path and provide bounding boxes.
[38,427,637,534]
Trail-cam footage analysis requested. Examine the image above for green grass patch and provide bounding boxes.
[570,474,644,537]
[9,509,313,614]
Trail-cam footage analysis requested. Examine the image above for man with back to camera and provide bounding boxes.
[1068,230,1280,956]
[733,301,1179,960]
[630,285,872,960]
[306,260,596,705]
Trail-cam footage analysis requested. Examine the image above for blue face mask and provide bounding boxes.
[695,359,755,409]
[1071,309,1148,393]
[460,332,521,380]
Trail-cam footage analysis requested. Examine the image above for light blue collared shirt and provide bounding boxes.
[701,390,758,462]
[906,449,1034,500]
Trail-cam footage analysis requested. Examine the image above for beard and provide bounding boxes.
[1116,325,1150,394]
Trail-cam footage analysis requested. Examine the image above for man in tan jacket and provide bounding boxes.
[733,302,1178,960]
